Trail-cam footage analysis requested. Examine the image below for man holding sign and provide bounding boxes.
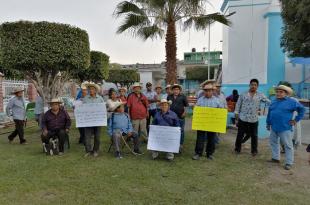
[192,84,225,160]
[150,99,180,161]
[82,82,105,157]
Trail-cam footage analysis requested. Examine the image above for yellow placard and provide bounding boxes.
[192,106,228,133]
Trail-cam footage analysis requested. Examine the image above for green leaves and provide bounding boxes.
[0,21,90,72]
[108,69,140,87]
[183,13,231,31]
[281,0,310,57]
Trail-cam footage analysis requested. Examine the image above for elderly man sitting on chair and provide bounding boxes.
[151,99,180,161]
[108,102,141,159]
[42,98,71,155]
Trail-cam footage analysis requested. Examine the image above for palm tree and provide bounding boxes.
[114,0,231,84]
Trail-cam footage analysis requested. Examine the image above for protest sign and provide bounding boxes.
[74,103,107,127]
[147,125,181,153]
[192,106,227,133]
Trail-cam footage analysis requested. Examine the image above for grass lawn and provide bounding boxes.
[0,122,309,205]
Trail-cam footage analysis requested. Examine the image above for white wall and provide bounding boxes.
[139,71,153,91]
[222,0,270,84]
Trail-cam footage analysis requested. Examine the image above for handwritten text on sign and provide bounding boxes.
[192,106,227,133]
[147,125,181,153]
[74,103,107,127]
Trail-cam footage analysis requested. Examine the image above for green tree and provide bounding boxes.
[108,68,140,88]
[114,0,231,84]
[0,21,90,104]
[76,51,109,83]
[280,0,310,57]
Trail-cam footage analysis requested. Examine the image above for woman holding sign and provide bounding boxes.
[82,82,105,158]
[192,84,224,160]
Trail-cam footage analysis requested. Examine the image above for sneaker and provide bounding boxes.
[133,149,143,155]
[252,152,257,157]
[207,155,214,160]
[267,158,280,163]
[179,145,184,153]
[20,140,28,145]
[58,152,64,156]
[8,137,13,144]
[115,151,123,159]
[152,152,159,160]
[93,152,99,157]
[284,164,292,170]
[192,154,200,160]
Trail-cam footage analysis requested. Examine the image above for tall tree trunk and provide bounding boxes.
[165,21,177,84]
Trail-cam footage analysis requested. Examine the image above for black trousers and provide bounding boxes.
[8,120,26,143]
[235,119,258,154]
[146,109,157,134]
[194,131,216,157]
[41,129,66,152]
[78,128,85,144]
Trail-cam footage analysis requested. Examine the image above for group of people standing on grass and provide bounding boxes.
[5,78,309,169]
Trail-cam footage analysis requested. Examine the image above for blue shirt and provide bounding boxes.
[152,110,180,127]
[267,97,305,132]
[6,96,26,120]
[144,90,157,110]
[108,112,133,136]
[83,94,104,103]
[196,96,224,108]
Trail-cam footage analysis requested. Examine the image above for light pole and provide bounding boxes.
[208,22,211,80]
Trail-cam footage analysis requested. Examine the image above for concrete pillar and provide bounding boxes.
[0,72,4,112]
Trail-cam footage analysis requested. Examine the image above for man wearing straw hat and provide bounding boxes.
[192,84,224,160]
[267,85,305,170]
[167,84,189,151]
[6,87,27,144]
[108,102,141,159]
[162,84,172,100]
[127,82,148,149]
[83,82,104,157]
[151,99,180,161]
[41,98,71,155]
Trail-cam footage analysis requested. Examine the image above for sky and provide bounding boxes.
[0,0,225,64]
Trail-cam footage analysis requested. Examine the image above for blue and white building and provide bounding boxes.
[220,0,310,98]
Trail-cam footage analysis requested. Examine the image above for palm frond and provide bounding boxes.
[183,12,231,31]
[136,25,165,40]
[116,13,150,34]
[114,1,145,17]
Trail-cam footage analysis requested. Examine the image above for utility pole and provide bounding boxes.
[208,22,211,80]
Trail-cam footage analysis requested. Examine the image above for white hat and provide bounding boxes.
[165,84,171,89]
[84,81,101,91]
[111,101,124,112]
[11,87,24,94]
[131,82,142,89]
[203,84,214,90]
[48,98,62,104]
[119,87,127,92]
[81,81,89,90]
[171,84,182,90]
[275,85,293,95]
[159,99,172,105]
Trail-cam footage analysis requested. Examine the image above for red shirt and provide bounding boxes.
[119,96,127,104]
[127,93,149,120]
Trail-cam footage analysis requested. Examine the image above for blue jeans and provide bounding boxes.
[179,118,185,145]
[269,129,294,165]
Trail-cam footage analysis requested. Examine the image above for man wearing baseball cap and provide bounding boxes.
[6,87,27,144]
[267,85,305,170]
